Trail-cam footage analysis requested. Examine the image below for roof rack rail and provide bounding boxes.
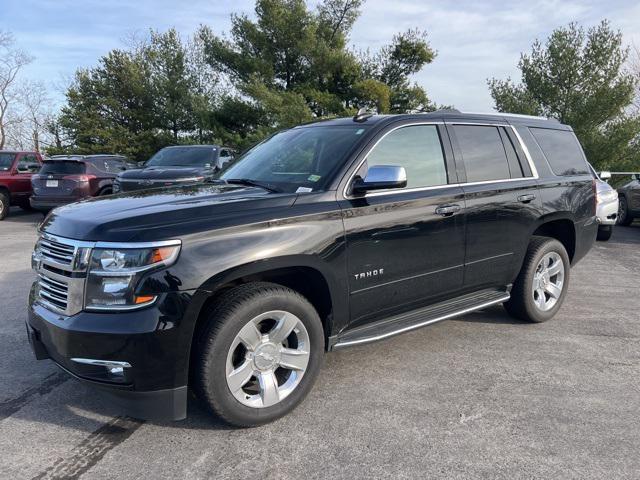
[462,111,559,122]
[433,108,461,114]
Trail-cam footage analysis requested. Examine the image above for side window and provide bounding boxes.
[220,150,229,158]
[16,154,39,173]
[90,159,108,173]
[106,159,124,172]
[529,127,589,176]
[453,125,511,182]
[365,125,447,188]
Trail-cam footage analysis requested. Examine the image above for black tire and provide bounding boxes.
[596,225,613,241]
[617,196,633,226]
[98,188,113,196]
[193,282,324,427]
[0,191,9,220]
[19,202,35,212]
[504,236,570,323]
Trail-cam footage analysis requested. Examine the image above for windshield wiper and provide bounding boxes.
[225,178,282,193]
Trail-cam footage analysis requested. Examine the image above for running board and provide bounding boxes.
[330,289,510,350]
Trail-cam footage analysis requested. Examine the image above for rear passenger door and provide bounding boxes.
[340,122,466,329]
[447,123,542,291]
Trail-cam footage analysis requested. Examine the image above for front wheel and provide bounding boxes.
[617,196,633,226]
[504,236,570,323]
[193,282,324,427]
[0,191,9,220]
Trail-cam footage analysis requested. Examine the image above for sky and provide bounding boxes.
[2,0,640,112]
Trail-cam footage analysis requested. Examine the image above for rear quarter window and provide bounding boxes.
[529,128,589,176]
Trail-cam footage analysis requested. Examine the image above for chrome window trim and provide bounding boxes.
[342,121,539,200]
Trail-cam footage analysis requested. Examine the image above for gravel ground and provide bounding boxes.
[1,207,639,480]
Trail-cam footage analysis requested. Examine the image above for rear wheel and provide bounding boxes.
[98,188,113,196]
[596,225,613,241]
[193,282,324,427]
[0,191,9,220]
[617,196,633,226]
[504,236,570,323]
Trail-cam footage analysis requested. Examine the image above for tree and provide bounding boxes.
[56,29,218,160]
[199,0,436,146]
[488,21,640,171]
[0,31,33,149]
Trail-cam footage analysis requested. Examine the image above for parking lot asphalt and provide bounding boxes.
[1,207,639,480]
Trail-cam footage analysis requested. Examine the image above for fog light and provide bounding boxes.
[108,366,125,376]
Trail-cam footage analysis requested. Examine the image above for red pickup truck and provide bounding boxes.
[0,151,43,220]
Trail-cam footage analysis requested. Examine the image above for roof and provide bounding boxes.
[298,110,569,130]
[47,154,127,161]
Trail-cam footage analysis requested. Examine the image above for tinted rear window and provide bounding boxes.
[529,128,589,176]
[39,161,86,175]
[453,125,511,182]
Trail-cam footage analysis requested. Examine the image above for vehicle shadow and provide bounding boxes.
[452,304,524,325]
[610,222,640,245]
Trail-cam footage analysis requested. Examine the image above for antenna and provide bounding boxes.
[353,107,375,123]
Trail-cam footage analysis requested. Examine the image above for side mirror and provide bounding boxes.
[599,171,611,180]
[352,165,407,194]
[137,161,146,168]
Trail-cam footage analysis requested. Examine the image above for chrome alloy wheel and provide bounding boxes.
[226,310,310,408]
[531,252,565,312]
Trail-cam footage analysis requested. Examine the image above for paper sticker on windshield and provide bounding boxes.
[307,174,321,182]
[296,187,313,193]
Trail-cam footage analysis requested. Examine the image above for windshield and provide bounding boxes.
[220,126,366,193]
[0,153,16,171]
[146,147,213,167]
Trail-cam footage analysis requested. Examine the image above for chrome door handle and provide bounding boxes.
[517,194,536,203]
[435,204,461,216]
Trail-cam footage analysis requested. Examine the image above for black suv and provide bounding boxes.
[114,145,235,193]
[27,111,597,427]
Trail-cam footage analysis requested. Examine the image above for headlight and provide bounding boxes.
[84,241,181,311]
[597,189,618,203]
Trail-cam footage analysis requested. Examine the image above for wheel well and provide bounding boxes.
[532,219,576,262]
[193,266,334,343]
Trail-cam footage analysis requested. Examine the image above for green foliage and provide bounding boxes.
[200,0,436,136]
[489,20,640,171]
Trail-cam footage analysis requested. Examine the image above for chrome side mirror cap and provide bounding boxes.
[352,165,407,194]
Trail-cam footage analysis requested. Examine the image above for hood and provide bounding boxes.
[119,166,211,180]
[40,183,296,242]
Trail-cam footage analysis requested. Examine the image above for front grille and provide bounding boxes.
[37,273,69,312]
[38,237,75,266]
[33,233,92,316]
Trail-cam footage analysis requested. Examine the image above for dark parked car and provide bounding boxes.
[27,111,597,427]
[616,173,640,226]
[30,155,128,212]
[114,145,236,193]
[0,150,43,220]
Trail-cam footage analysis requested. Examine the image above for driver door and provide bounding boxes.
[339,123,466,329]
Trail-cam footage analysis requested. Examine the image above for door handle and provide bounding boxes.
[517,194,536,203]
[435,204,462,216]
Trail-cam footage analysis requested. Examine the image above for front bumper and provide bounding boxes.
[596,197,618,226]
[27,285,195,420]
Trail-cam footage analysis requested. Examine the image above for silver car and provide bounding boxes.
[589,165,618,241]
